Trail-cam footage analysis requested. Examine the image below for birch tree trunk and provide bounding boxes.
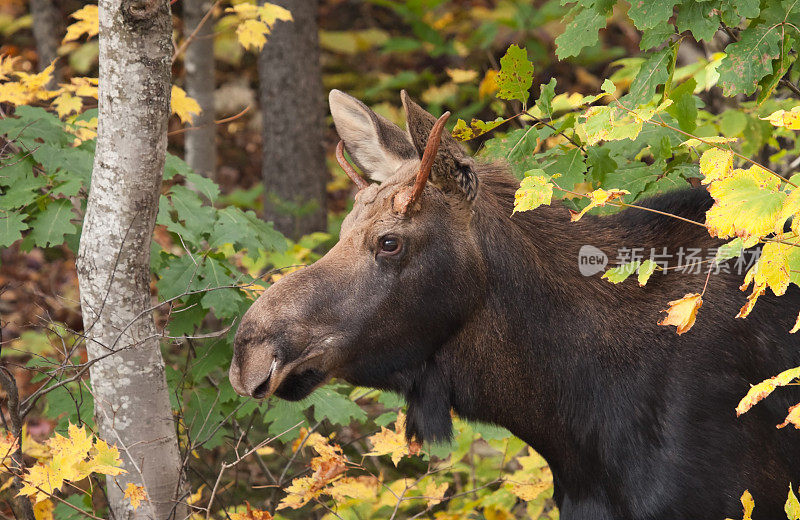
[257,0,327,239]
[76,1,185,518]
[183,0,217,179]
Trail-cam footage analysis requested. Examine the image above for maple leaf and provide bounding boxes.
[699,147,735,185]
[258,3,292,25]
[327,476,379,502]
[277,476,321,510]
[88,439,126,476]
[171,86,201,125]
[291,427,327,453]
[0,54,20,81]
[52,93,83,118]
[422,480,449,508]
[0,431,19,463]
[124,482,147,510]
[658,293,703,335]
[507,448,552,501]
[67,77,99,98]
[63,5,99,43]
[50,423,92,463]
[236,19,269,51]
[736,366,800,416]
[570,188,629,222]
[366,411,419,466]
[18,462,64,501]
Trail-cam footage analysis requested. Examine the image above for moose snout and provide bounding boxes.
[228,340,279,399]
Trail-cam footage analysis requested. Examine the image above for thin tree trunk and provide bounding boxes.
[183,0,216,179]
[257,0,327,239]
[76,1,185,519]
[30,0,62,88]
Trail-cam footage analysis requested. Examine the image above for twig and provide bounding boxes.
[0,368,35,520]
[172,0,221,62]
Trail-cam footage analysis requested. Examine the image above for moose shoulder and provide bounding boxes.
[230,90,800,520]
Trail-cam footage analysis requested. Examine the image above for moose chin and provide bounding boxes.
[229,89,800,520]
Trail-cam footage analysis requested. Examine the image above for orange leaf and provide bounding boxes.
[658,293,703,335]
[777,403,800,429]
[736,366,800,416]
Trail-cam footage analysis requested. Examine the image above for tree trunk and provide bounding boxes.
[183,0,217,179]
[76,1,185,519]
[30,0,62,88]
[257,0,327,239]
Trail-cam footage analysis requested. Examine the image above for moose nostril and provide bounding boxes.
[252,375,271,399]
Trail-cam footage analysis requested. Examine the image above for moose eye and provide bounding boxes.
[378,235,401,255]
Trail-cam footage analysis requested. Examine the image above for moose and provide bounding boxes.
[230,90,800,519]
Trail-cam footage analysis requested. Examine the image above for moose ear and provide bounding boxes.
[329,90,417,183]
[401,90,478,201]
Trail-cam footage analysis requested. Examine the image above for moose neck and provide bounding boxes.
[412,167,634,488]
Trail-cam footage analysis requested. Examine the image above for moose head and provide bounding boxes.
[229,90,489,441]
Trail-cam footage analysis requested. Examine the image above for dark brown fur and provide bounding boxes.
[230,91,800,520]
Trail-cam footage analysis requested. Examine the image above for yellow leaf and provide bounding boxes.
[366,411,420,466]
[236,19,269,51]
[68,77,99,98]
[681,136,738,147]
[88,439,126,476]
[509,478,551,501]
[736,366,800,416]
[570,188,629,221]
[291,427,327,453]
[258,3,292,25]
[51,93,83,118]
[18,463,64,502]
[0,431,18,463]
[0,54,21,81]
[33,498,54,520]
[187,484,205,505]
[762,107,800,130]
[0,82,30,105]
[276,476,321,510]
[479,69,499,99]
[446,68,479,83]
[255,445,275,456]
[171,85,201,124]
[778,402,800,429]
[658,293,703,335]
[791,311,800,334]
[327,476,379,502]
[422,480,449,507]
[513,174,553,214]
[740,241,792,303]
[124,483,147,510]
[787,484,800,520]
[741,489,755,520]
[699,147,734,184]
[705,165,785,240]
[63,5,99,43]
[226,3,260,19]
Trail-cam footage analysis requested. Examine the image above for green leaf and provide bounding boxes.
[625,48,671,106]
[164,153,193,180]
[675,1,720,42]
[451,117,507,141]
[308,387,367,425]
[28,199,77,247]
[666,78,698,132]
[602,260,641,284]
[719,24,782,96]
[496,45,534,107]
[263,397,308,436]
[543,148,587,194]
[627,0,679,30]
[715,238,744,263]
[0,106,73,148]
[201,288,242,318]
[723,0,759,18]
[535,78,557,119]
[719,110,748,138]
[555,4,611,59]
[640,24,675,50]
[513,171,553,213]
[157,255,202,301]
[637,259,657,286]
[757,33,794,105]
[0,212,28,247]
[169,184,216,238]
[186,172,220,202]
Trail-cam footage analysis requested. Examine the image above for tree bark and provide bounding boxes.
[183,0,217,179]
[76,1,185,519]
[257,0,327,239]
[30,0,62,88]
